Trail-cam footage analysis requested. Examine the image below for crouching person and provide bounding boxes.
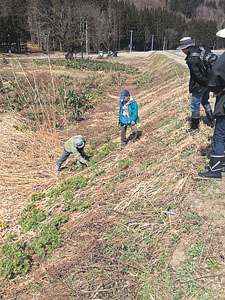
[118,90,139,149]
[55,135,88,173]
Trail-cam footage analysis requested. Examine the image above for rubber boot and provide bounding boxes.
[198,155,224,179]
[132,131,138,142]
[205,107,215,128]
[187,115,200,132]
[205,165,225,174]
[126,132,135,142]
[205,150,225,173]
[191,115,200,129]
[121,142,127,149]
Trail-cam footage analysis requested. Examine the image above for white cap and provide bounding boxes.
[216,28,225,38]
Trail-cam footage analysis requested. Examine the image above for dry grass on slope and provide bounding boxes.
[0,54,225,300]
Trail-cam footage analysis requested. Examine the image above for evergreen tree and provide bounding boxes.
[0,0,223,53]
[0,0,29,52]
[186,19,217,49]
[170,0,204,19]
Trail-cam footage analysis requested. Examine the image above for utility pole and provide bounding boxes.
[130,30,133,52]
[85,20,88,58]
[151,35,154,51]
[163,36,166,51]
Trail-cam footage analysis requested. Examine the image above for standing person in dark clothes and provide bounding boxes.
[177,37,215,130]
[198,28,225,179]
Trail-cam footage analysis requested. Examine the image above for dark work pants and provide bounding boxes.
[57,147,86,167]
[57,147,71,166]
[190,90,210,115]
[212,116,225,156]
[121,124,137,143]
[201,90,210,107]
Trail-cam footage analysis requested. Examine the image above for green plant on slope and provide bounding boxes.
[32,215,68,258]
[183,211,202,226]
[62,197,93,212]
[103,136,110,143]
[30,192,46,202]
[89,138,100,150]
[63,191,74,201]
[18,204,48,232]
[0,241,31,279]
[176,260,199,283]
[188,241,206,258]
[118,159,133,169]
[51,59,138,74]
[64,89,94,120]
[89,141,116,165]
[62,200,77,212]
[47,176,89,199]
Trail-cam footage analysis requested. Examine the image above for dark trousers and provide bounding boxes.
[201,90,210,107]
[212,116,225,156]
[121,124,137,143]
[190,90,210,116]
[57,147,86,167]
[57,148,71,166]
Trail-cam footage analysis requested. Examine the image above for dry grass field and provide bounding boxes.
[0,52,224,300]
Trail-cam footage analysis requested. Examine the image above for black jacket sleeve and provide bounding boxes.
[207,52,225,93]
[213,93,225,117]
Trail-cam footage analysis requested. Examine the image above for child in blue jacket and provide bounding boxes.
[118,90,139,148]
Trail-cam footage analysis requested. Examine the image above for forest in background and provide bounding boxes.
[0,0,225,54]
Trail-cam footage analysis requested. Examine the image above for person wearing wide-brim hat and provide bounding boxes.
[177,37,214,130]
[198,29,225,179]
[55,135,89,173]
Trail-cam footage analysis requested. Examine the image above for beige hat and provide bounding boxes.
[176,37,195,50]
[74,137,85,148]
[216,28,225,38]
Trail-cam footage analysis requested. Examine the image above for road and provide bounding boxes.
[158,49,224,67]
[2,50,224,65]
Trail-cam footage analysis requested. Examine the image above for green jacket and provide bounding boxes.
[64,135,88,165]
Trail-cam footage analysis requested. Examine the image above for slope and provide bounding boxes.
[0,53,224,300]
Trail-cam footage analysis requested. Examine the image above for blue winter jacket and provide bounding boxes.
[119,97,139,125]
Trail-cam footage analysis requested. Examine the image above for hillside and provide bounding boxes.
[126,0,225,25]
[0,53,225,300]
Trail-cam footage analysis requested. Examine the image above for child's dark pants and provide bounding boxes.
[121,124,137,144]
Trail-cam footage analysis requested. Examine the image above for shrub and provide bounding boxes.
[62,198,93,212]
[0,242,31,279]
[64,89,94,120]
[18,204,48,232]
[30,192,46,202]
[47,176,89,199]
[89,141,117,165]
[32,215,68,258]
[51,59,138,74]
